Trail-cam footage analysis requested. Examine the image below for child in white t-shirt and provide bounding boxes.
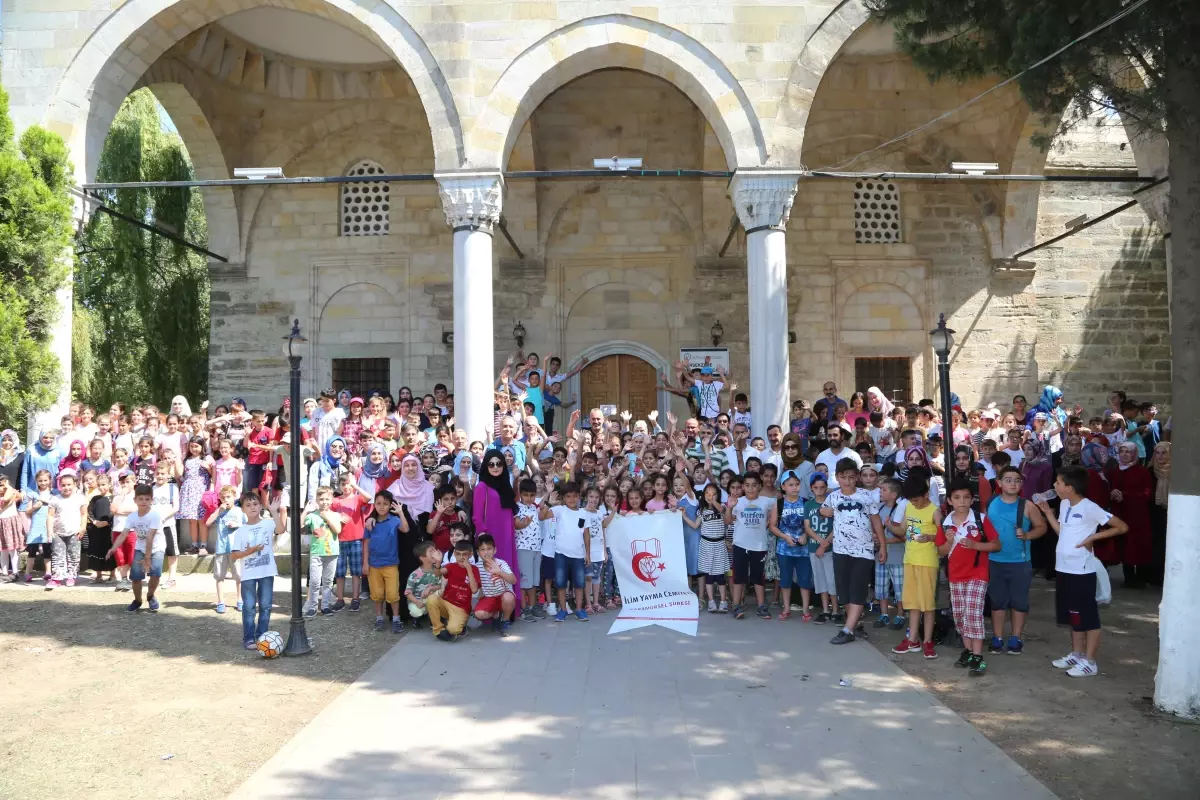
[46,472,88,588]
[514,478,544,621]
[1036,466,1127,678]
[151,464,181,588]
[582,486,606,615]
[109,485,164,612]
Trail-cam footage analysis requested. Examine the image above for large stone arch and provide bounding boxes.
[772,0,872,167]
[467,15,767,170]
[44,0,462,184]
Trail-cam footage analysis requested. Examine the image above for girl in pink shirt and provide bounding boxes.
[213,438,243,493]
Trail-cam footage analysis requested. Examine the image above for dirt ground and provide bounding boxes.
[865,573,1200,800]
[0,574,397,800]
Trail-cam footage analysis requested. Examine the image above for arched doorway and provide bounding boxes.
[579,354,659,423]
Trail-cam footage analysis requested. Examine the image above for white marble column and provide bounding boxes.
[437,172,504,443]
[729,171,800,438]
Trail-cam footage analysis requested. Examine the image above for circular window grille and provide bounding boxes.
[340,160,390,237]
[853,180,902,243]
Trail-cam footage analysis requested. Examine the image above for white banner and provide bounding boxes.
[605,511,700,637]
[679,347,729,374]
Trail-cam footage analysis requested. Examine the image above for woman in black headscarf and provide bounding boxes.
[472,448,520,603]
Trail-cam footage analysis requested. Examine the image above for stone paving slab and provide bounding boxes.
[231,614,1056,800]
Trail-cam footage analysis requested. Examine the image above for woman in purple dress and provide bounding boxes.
[473,448,520,606]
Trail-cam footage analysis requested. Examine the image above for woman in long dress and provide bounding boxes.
[1107,440,1154,588]
[85,474,116,582]
[473,448,520,608]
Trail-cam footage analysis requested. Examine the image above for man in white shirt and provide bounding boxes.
[761,425,784,469]
[722,423,757,475]
[313,390,346,454]
[816,425,863,475]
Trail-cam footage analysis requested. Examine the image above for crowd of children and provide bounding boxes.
[0,359,1164,676]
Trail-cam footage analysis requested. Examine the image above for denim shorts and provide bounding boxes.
[130,551,164,582]
[585,560,603,581]
[554,553,586,590]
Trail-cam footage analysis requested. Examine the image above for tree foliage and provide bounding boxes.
[74,89,210,410]
[0,82,73,432]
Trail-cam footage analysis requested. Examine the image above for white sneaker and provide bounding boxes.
[1066,659,1098,678]
[546,602,558,616]
[1052,652,1082,669]
[718,600,729,613]
[707,599,717,612]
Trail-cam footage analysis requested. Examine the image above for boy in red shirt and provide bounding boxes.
[425,539,479,641]
[331,477,369,611]
[244,410,277,507]
[937,478,1002,676]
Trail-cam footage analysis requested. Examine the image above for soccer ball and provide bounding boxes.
[257,630,284,658]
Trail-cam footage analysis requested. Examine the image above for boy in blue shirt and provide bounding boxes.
[985,466,1048,654]
[363,489,406,634]
[770,470,812,620]
[205,485,244,614]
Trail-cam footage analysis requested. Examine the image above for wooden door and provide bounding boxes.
[580,354,658,423]
[854,357,913,406]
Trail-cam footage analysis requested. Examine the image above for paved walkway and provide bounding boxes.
[231,613,1055,800]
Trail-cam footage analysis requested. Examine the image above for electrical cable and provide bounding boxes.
[817,0,1154,171]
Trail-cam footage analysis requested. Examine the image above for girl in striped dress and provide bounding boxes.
[694,483,732,613]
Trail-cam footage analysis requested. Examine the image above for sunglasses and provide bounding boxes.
[486,460,504,468]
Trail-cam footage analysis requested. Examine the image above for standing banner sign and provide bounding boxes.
[605,511,699,637]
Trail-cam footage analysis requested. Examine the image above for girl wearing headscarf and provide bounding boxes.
[337,389,352,412]
[473,448,520,608]
[866,386,895,417]
[59,440,84,476]
[0,430,25,491]
[1149,442,1170,586]
[386,454,434,626]
[1032,385,1068,434]
[23,432,61,491]
[356,442,391,497]
[1107,440,1153,588]
[169,395,193,418]
[307,436,350,505]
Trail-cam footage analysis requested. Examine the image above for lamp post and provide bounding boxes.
[710,320,724,346]
[930,313,956,483]
[282,319,312,657]
[512,320,526,350]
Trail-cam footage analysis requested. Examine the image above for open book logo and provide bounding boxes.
[631,538,666,586]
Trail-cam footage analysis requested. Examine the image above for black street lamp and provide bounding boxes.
[930,313,956,483]
[282,319,312,657]
[710,319,724,346]
[512,320,526,349]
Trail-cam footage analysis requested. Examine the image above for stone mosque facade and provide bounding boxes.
[3,1,1170,437]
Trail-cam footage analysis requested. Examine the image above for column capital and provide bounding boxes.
[435,171,504,232]
[729,170,801,233]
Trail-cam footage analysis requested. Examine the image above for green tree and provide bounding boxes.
[0,82,73,432]
[75,89,210,410]
[866,0,1200,717]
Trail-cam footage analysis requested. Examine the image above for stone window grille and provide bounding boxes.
[341,159,389,236]
[853,179,901,243]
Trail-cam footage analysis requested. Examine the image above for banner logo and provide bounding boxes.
[631,538,666,585]
[606,512,699,637]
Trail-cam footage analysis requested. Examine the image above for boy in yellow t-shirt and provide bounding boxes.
[889,468,942,659]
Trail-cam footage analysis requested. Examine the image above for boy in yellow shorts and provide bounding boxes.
[362,490,404,634]
[890,467,942,659]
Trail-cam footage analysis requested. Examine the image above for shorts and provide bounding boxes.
[162,524,179,558]
[26,542,52,560]
[950,579,989,640]
[130,551,164,582]
[1056,572,1101,632]
[244,464,265,493]
[988,560,1033,612]
[731,545,766,586]
[554,553,586,590]
[833,553,873,607]
[875,562,904,603]
[902,563,938,612]
[541,555,557,587]
[336,539,364,578]
[475,593,511,616]
[213,553,241,582]
[777,552,813,590]
[113,533,136,567]
[585,560,603,581]
[810,551,836,595]
[517,549,541,590]
[368,564,400,604]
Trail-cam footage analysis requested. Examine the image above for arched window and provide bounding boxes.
[340,159,389,236]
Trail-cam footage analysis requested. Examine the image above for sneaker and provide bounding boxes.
[215,603,226,614]
[126,600,141,612]
[520,608,534,623]
[65,578,76,587]
[547,602,558,616]
[1052,652,1082,670]
[332,599,346,612]
[350,599,361,612]
[236,601,243,612]
[718,601,729,613]
[756,604,771,620]
[954,649,972,668]
[889,616,905,630]
[304,606,317,618]
[892,639,919,654]
[531,604,548,619]
[410,618,424,629]
[500,620,512,636]
[575,609,589,622]
[968,655,988,676]
[466,616,482,629]
[707,599,717,613]
[147,597,160,612]
[373,617,385,632]
[555,609,568,622]
[244,640,257,650]
[391,619,404,635]
[437,630,454,642]
[830,629,856,645]
[1007,636,1024,655]
[790,603,804,612]
[321,606,335,616]
[1066,659,1098,678]
[732,605,745,619]
[833,612,845,626]
[874,615,889,629]
[988,637,1005,654]
[922,642,938,659]
[814,612,830,625]
[44,579,58,591]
